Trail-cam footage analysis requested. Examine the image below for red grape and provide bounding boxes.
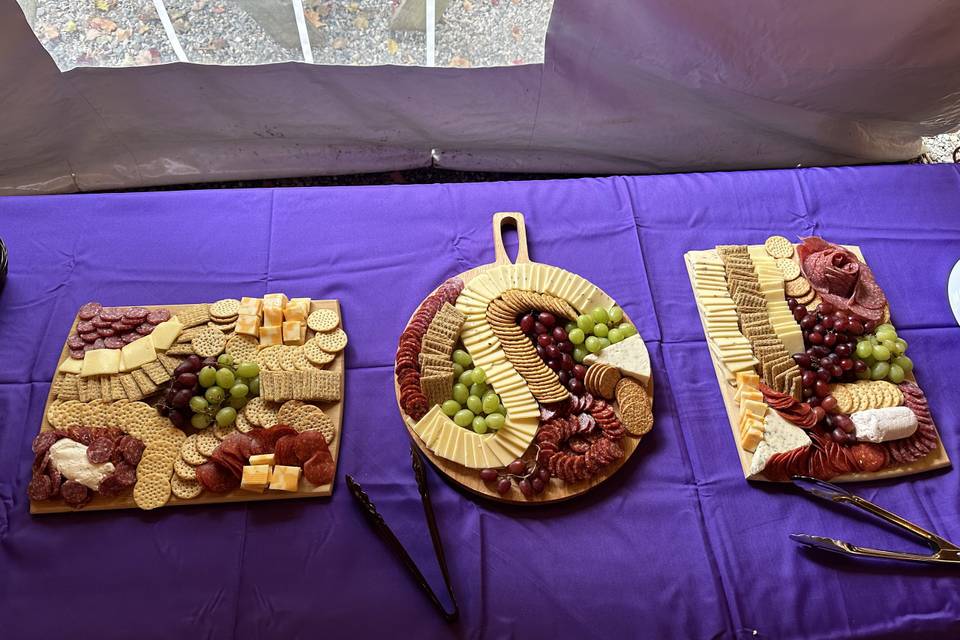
[545,344,560,360]
[187,354,202,369]
[835,415,855,433]
[496,479,512,495]
[479,468,498,482]
[834,319,848,333]
[539,312,556,328]
[821,395,838,412]
[560,354,574,371]
[172,389,192,408]
[802,386,815,399]
[819,301,835,314]
[808,332,823,345]
[173,361,194,378]
[808,395,821,407]
[573,364,587,380]
[823,332,837,347]
[558,341,573,353]
[569,379,585,395]
[547,359,561,371]
[830,364,843,378]
[558,371,570,386]
[831,427,847,443]
[793,353,811,368]
[519,479,534,498]
[793,307,806,321]
[821,316,835,330]
[853,359,867,373]
[812,406,826,423]
[534,322,547,335]
[531,478,546,494]
[552,327,567,342]
[848,320,864,336]
[520,314,535,333]
[801,370,817,388]
[176,372,198,388]
[170,410,187,429]
[787,298,798,310]
[814,380,830,398]
[816,368,831,382]
[840,358,854,371]
[864,319,877,333]
[834,343,851,357]
[508,460,526,476]
[538,467,550,482]
[537,334,552,347]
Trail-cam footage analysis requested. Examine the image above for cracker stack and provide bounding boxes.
[419,303,464,408]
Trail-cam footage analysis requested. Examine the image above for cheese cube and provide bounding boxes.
[58,357,83,374]
[263,306,284,327]
[238,297,262,316]
[741,427,764,452]
[81,348,121,377]
[284,298,310,322]
[236,314,261,337]
[119,336,157,372]
[240,465,271,492]
[150,317,183,350]
[263,293,288,309]
[299,323,307,344]
[259,325,283,346]
[249,453,275,466]
[269,465,301,492]
[282,321,304,345]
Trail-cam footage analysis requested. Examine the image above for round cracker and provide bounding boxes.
[170,475,203,500]
[213,422,236,440]
[775,258,801,282]
[764,235,795,259]
[235,412,255,433]
[225,334,259,364]
[174,457,197,481]
[180,434,207,466]
[210,298,241,319]
[279,345,300,371]
[192,327,227,358]
[307,308,339,332]
[784,277,811,298]
[134,473,171,510]
[136,452,174,479]
[195,429,220,457]
[277,400,305,426]
[257,345,282,372]
[292,404,336,443]
[304,339,335,366]
[292,347,314,371]
[314,327,348,353]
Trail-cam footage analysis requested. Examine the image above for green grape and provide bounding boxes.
[472,367,486,384]
[880,339,897,353]
[452,383,469,404]
[228,396,246,410]
[590,307,609,324]
[597,337,611,350]
[870,361,890,380]
[248,376,260,396]
[481,393,499,414]
[573,346,588,363]
[237,362,259,378]
[452,349,473,368]
[872,345,891,361]
[894,338,908,355]
[876,323,896,334]
[452,363,464,378]
[869,335,879,345]
[453,409,474,428]
[441,400,460,417]
[855,340,873,359]
[888,363,906,384]
[856,367,872,380]
[469,382,488,398]
[875,330,897,344]
[497,403,507,415]
[198,366,217,388]
[189,396,209,413]
[619,323,637,337]
[893,355,913,374]
[485,413,505,430]
[230,382,249,398]
[607,328,624,344]
[205,386,225,405]
[191,413,212,429]
[593,323,609,338]
[466,395,483,414]
[217,354,234,368]
[568,328,585,345]
[564,322,577,334]
[608,306,624,324]
[458,369,475,386]
[215,368,235,389]
[472,416,488,434]
[585,336,601,353]
[576,314,595,333]
[215,406,237,427]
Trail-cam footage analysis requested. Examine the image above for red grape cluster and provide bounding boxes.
[157,354,217,429]
[520,310,586,396]
[480,458,549,497]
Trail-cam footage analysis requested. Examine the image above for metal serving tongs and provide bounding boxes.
[346,445,459,622]
[789,476,960,565]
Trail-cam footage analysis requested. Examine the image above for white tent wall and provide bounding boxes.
[2,1,960,195]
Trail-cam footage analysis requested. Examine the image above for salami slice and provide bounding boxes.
[146,309,171,324]
[135,323,156,336]
[69,348,85,360]
[97,474,126,497]
[303,452,335,486]
[60,480,90,507]
[195,461,240,493]
[122,332,139,344]
[86,437,115,464]
[120,436,145,465]
[28,473,54,501]
[76,321,95,334]
[124,307,149,320]
[99,308,123,322]
[80,332,99,343]
[66,335,85,350]
[113,462,137,487]
[32,431,59,456]
[274,435,299,466]
[47,466,62,497]
[849,443,887,472]
[294,431,328,464]
[104,337,125,349]
[96,327,116,337]
[92,318,114,328]
[77,302,102,320]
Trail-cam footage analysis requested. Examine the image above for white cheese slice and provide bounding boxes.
[80,348,121,377]
[119,335,157,372]
[58,357,83,374]
[582,334,650,385]
[150,317,183,351]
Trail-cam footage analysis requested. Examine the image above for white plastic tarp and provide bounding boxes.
[2,0,960,194]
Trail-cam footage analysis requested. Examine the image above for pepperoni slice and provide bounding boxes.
[135,322,156,335]
[303,452,335,486]
[195,461,240,493]
[294,431,328,464]
[104,337,125,349]
[849,443,888,472]
[86,437,115,464]
[120,436,145,465]
[146,309,171,324]
[124,307,149,320]
[274,435,299,466]
[99,308,123,322]
[61,480,90,507]
[77,302,102,320]
[28,473,54,501]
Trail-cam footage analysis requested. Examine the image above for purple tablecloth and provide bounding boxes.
[1,165,958,639]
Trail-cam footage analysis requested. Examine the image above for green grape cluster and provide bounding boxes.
[854,323,913,383]
[442,349,507,434]
[565,305,636,364]
[190,355,261,429]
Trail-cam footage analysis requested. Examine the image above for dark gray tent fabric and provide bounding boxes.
[2,1,959,194]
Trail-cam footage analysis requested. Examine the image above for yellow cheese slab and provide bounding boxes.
[263,306,283,327]
[150,317,183,350]
[282,320,304,345]
[263,293,288,309]
[81,348,121,377]
[236,314,261,337]
[58,357,83,374]
[249,453,275,466]
[259,325,282,346]
[269,465,301,491]
[241,465,271,492]
[119,336,156,372]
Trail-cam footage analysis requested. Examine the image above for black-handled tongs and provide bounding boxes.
[789,476,960,565]
[346,445,459,621]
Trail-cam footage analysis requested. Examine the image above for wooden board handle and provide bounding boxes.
[492,212,530,265]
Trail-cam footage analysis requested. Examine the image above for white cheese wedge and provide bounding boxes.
[749,411,812,476]
[851,407,918,443]
[582,334,651,385]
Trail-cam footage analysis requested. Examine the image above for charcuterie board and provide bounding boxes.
[394,213,654,504]
[30,296,346,514]
[685,236,950,483]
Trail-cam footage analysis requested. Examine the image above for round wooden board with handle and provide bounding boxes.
[394,212,653,505]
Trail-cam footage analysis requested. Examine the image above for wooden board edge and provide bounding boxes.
[683,247,951,484]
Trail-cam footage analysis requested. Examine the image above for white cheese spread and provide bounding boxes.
[851,407,917,443]
[48,439,115,490]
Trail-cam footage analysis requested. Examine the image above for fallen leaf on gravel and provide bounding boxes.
[332,37,346,49]
[449,55,472,68]
[511,25,522,41]
[202,37,227,51]
[304,9,325,28]
[88,17,118,32]
[347,2,359,13]
[134,48,161,65]
[115,28,131,42]
[138,23,150,34]
[85,29,101,41]
[353,15,369,29]
[386,38,398,55]
[463,0,473,10]
[95,0,116,11]
[212,5,225,13]
[64,20,77,32]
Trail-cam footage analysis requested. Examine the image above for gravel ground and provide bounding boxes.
[26,0,553,69]
[921,130,960,163]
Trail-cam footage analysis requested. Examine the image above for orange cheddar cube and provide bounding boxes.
[263,293,288,309]
[283,320,304,345]
[259,325,283,346]
[241,465,271,492]
[238,297,262,316]
[284,298,310,322]
[263,306,284,327]
[299,322,307,344]
[236,314,261,337]
[269,465,301,492]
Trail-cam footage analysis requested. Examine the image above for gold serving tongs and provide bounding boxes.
[789,476,960,565]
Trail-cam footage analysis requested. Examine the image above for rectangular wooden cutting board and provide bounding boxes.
[684,246,950,483]
[31,300,345,514]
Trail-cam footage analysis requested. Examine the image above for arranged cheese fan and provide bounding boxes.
[394,213,654,503]
[685,236,950,482]
[31,295,347,514]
